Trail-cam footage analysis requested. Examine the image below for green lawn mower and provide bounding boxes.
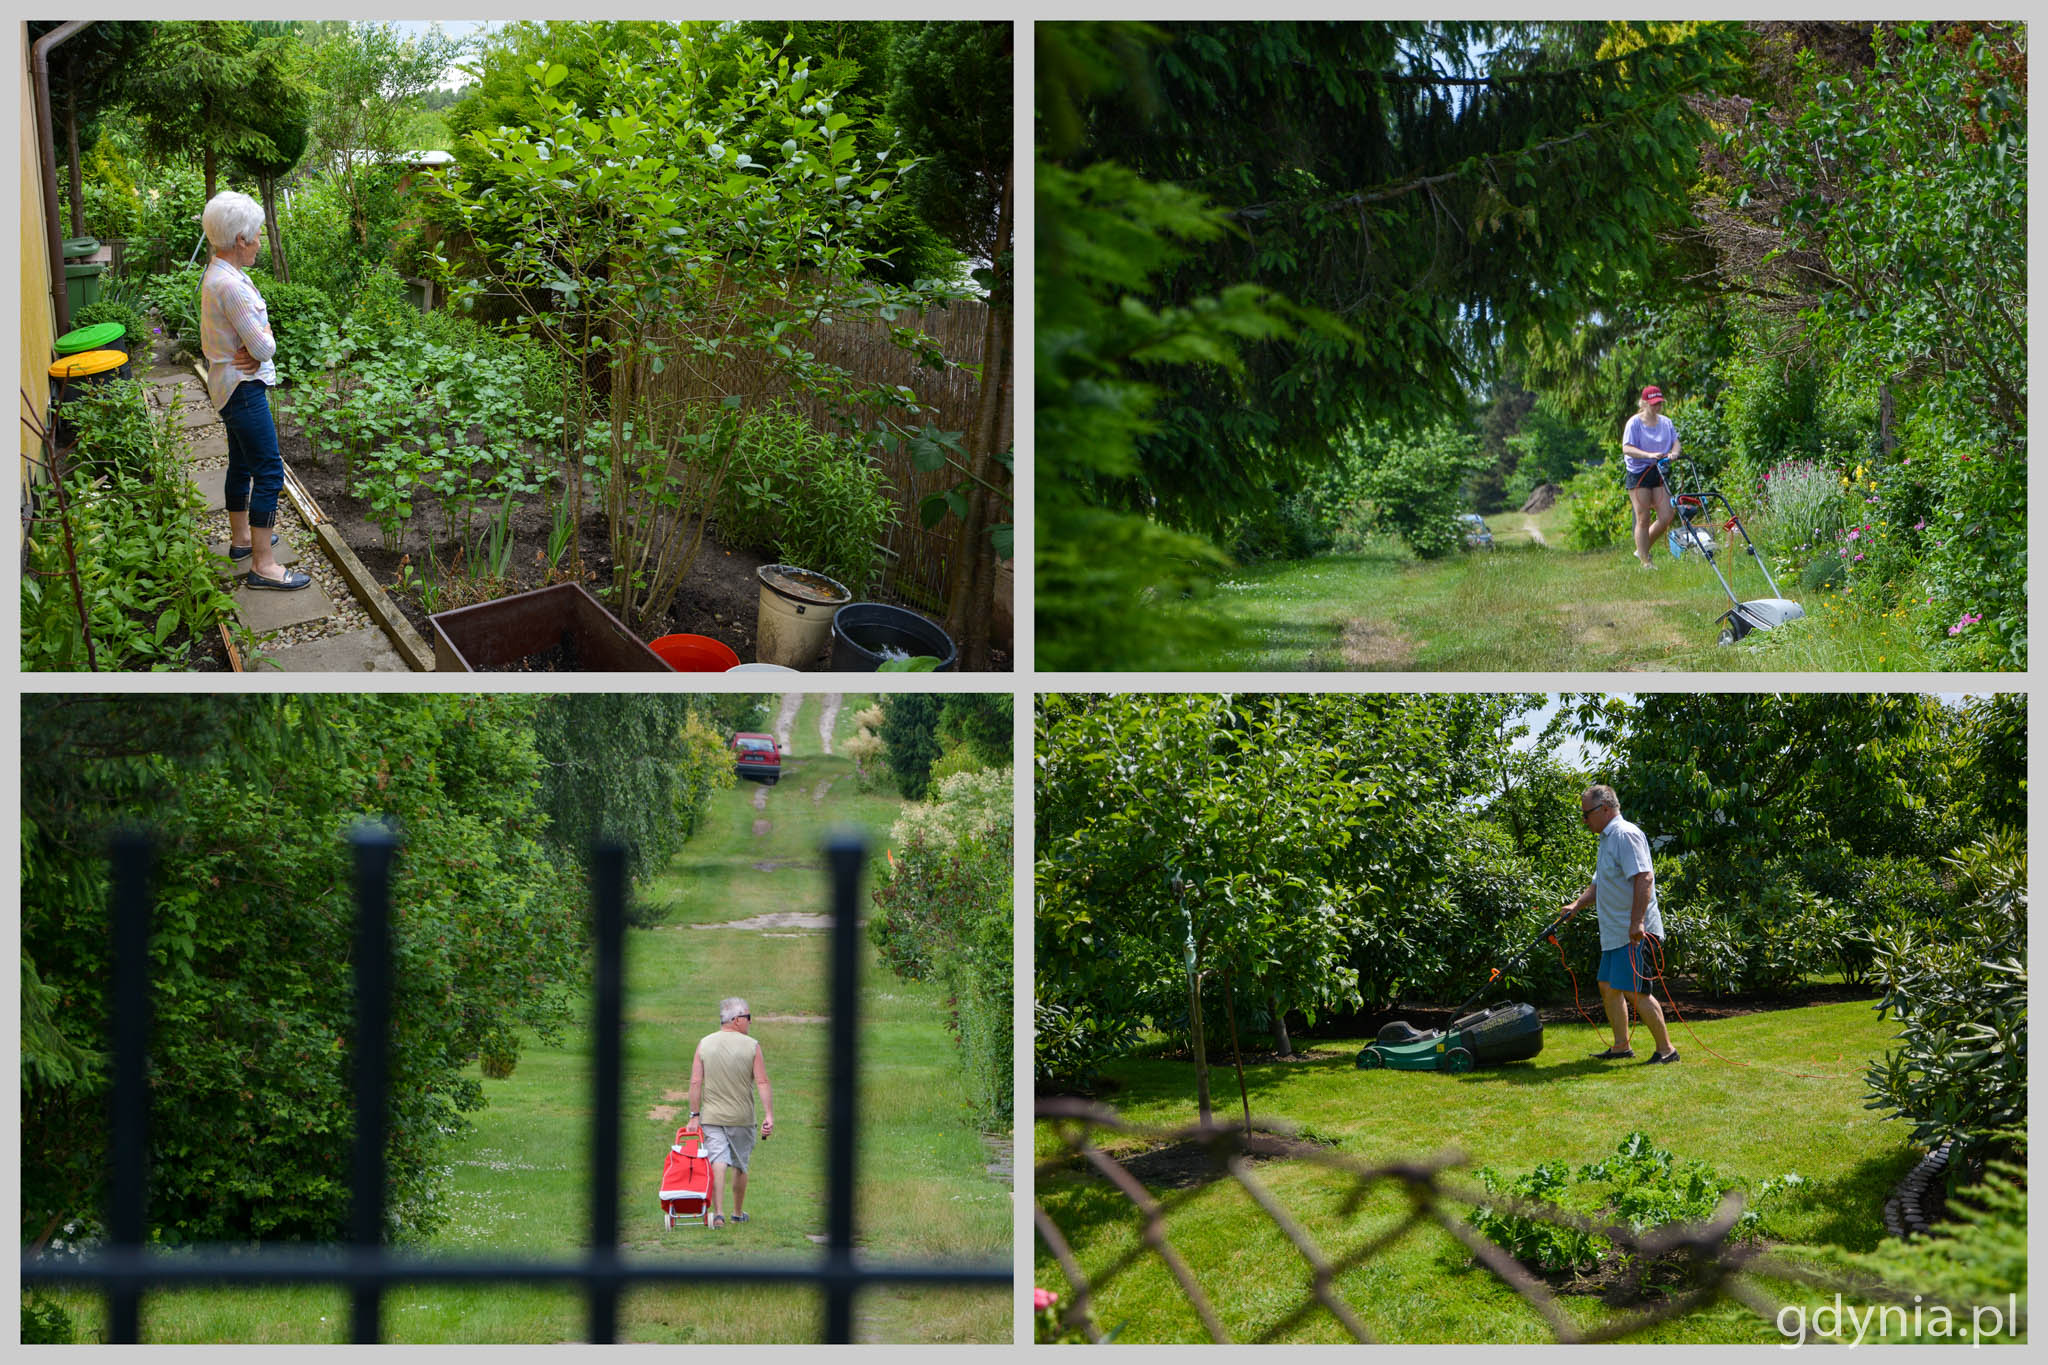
[1355,907,1580,1073]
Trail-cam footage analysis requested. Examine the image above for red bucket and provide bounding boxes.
[650,633,741,672]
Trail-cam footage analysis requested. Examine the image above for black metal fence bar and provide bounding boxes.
[107,831,151,1346]
[824,832,864,1343]
[589,844,626,1344]
[22,827,1010,1343]
[349,825,396,1344]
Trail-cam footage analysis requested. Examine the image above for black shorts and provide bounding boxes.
[1623,465,1664,491]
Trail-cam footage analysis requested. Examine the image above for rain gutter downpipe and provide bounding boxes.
[32,21,94,339]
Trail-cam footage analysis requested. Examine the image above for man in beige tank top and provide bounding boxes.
[687,997,775,1228]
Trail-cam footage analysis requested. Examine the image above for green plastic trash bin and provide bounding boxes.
[62,235,100,260]
[54,321,126,358]
[64,262,106,316]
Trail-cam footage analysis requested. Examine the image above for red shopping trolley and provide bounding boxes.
[658,1125,711,1229]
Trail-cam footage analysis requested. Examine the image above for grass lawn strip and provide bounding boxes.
[1037,1000,1917,1343]
[1198,503,1936,671]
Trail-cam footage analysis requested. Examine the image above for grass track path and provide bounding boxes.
[54,695,1008,1344]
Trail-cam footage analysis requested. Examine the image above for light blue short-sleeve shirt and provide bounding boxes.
[1622,414,1678,474]
[1594,813,1663,950]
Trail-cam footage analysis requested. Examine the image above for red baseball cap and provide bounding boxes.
[1641,385,1665,404]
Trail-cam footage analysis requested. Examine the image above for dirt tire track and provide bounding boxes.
[817,693,842,754]
[773,691,802,755]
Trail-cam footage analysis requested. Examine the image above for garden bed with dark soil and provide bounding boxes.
[273,402,775,661]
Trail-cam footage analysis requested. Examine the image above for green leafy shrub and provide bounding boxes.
[1472,1160,1608,1274]
[20,1294,74,1345]
[1033,998,1137,1093]
[277,167,413,313]
[717,404,897,595]
[259,278,341,386]
[1471,1132,1795,1279]
[55,377,157,482]
[1829,854,1952,986]
[136,264,205,342]
[1863,831,2026,1151]
[21,695,586,1244]
[870,768,1014,1124]
[303,327,558,560]
[1665,885,1842,996]
[22,395,241,671]
[1560,462,1631,550]
[1335,421,1492,560]
[71,295,149,357]
[416,308,570,426]
[1815,1136,2026,1341]
[345,264,423,353]
[1226,490,1333,563]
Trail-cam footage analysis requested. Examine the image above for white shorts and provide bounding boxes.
[702,1123,757,1172]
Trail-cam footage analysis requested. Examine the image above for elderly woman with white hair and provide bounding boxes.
[200,190,309,589]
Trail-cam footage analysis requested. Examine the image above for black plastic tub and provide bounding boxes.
[829,602,957,671]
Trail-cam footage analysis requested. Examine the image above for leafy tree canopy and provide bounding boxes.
[1063,20,1749,535]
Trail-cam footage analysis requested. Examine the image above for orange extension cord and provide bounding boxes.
[1565,932,1856,1080]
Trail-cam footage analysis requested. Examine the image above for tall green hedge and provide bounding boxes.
[870,768,1013,1125]
[21,695,584,1246]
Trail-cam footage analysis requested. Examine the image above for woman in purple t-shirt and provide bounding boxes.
[1620,384,1679,569]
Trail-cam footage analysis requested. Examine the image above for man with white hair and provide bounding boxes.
[1560,784,1679,1064]
[687,997,775,1227]
[200,190,309,590]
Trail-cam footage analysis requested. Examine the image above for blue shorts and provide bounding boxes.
[1597,937,1660,993]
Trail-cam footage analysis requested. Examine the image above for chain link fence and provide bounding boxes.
[1036,1097,1967,1345]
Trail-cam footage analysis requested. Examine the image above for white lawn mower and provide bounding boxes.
[1661,452,1805,644]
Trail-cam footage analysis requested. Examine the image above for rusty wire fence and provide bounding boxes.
[1035,1097,1962,1346]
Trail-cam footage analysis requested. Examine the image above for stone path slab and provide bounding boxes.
[187,426,229,461]
[231,574,335,631]
[255,625,411,672]
[185,465,228,512]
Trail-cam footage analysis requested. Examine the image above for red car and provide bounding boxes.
[732,732,781,785]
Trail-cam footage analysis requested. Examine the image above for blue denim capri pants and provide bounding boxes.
[219,379,284,529]
[1597,936,1660,993]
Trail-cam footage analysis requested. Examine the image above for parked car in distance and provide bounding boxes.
[1459,512,1495,550]
[731,732,781,784]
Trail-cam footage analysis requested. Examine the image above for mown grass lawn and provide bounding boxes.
[48,695,1010,1344]
[1186,513,1936,672]
[1036,1000,1918,1343]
